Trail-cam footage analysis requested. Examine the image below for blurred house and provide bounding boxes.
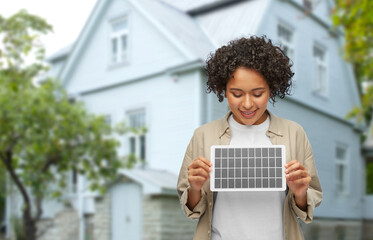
[6,0,372,239]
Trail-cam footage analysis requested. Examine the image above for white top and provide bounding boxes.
[211,114,286,240]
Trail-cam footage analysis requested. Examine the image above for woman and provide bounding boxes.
[177,36,322,240]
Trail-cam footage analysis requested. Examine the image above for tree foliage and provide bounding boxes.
[332,0,373,194]
[332,0,373,124]
[0,10,133,240]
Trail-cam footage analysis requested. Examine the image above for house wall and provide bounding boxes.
[65,0,187,95]
[209,94,228,122]
[291,0,334,25]
[37,207,80,240]
[364,195,373,219]
[268,98,365,238]
[81,69,202,174]
[257,0,360,121]
[142,195,196,240]
[300,218,363,240]
[93,194,111,240]
[45,58,66,81]
[199,71,230,123]
[362,220,373,240]
[80,181,196,240]
[259,0,364,223]
[268,98,365,219]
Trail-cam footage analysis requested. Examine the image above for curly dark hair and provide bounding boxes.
[205,35,294,103]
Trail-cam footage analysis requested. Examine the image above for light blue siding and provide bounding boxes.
[364,196,373,219]
[291,0,334,25]
[65,0,187,95]
[207,91,228,123]
[81,70,201,174]
[268,98,364,219]
[258,0,360,121]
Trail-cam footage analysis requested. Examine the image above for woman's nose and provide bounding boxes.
[242,95,253,109]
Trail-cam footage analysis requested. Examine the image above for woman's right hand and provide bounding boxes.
[187,156,212,192]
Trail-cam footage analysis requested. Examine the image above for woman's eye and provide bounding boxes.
[233,94,242,98]
[253,93,263,97]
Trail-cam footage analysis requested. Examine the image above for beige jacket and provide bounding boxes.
[177,111,322,240]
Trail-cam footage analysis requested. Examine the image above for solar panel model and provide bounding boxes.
[210,145,286,191]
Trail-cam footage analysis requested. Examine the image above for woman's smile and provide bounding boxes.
[226,67,270,125]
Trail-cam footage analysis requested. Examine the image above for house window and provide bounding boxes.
[127,109,146,162]
[105,115,112,125]
[110,16,129,64]
[72,169,77,192]
[334,225,346,240]
[313,44,327,96]
[303,0,313,12]
[277,23,294,61]
[335,145,348,194]
[139,135,146,161]
[67,169,78,194]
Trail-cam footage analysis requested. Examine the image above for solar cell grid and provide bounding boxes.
[210,145,286,191]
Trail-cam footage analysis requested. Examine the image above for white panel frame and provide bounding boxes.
[210,145,286,192]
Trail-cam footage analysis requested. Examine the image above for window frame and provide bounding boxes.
[126,109,147,164]
[334,143,349,196]
[312,43,328,98]
[108,14,130,67]
[303,0,313,12]
[277,22,295,63]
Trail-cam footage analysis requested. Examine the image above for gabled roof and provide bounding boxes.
[57,0,107,84]
[56,0,215,86]
[118,168,178,195]
[49,0,271,86]
[194,0,270,47]
[45,44,73,63]
[139,0,215,60]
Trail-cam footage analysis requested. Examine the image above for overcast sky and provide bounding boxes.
[0,0,97,57]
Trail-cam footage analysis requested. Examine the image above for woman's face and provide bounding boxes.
[225,67,270,125]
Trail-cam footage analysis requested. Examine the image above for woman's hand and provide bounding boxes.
[186,156,212,209]
[188,156,212,192]
[285,159,311,211]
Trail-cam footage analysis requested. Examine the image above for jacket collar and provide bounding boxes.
[219,110,283,139]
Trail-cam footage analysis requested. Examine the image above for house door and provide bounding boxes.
[111,182,142,240]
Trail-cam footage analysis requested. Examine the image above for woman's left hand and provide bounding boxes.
[284,159,311,211]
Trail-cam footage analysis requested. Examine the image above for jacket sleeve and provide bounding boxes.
[289,128,322,223]
[177,135,208,219]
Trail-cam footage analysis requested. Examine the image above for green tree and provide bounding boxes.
[332,0,373,194]
[332,0,373,123]
[0,10,134,240]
